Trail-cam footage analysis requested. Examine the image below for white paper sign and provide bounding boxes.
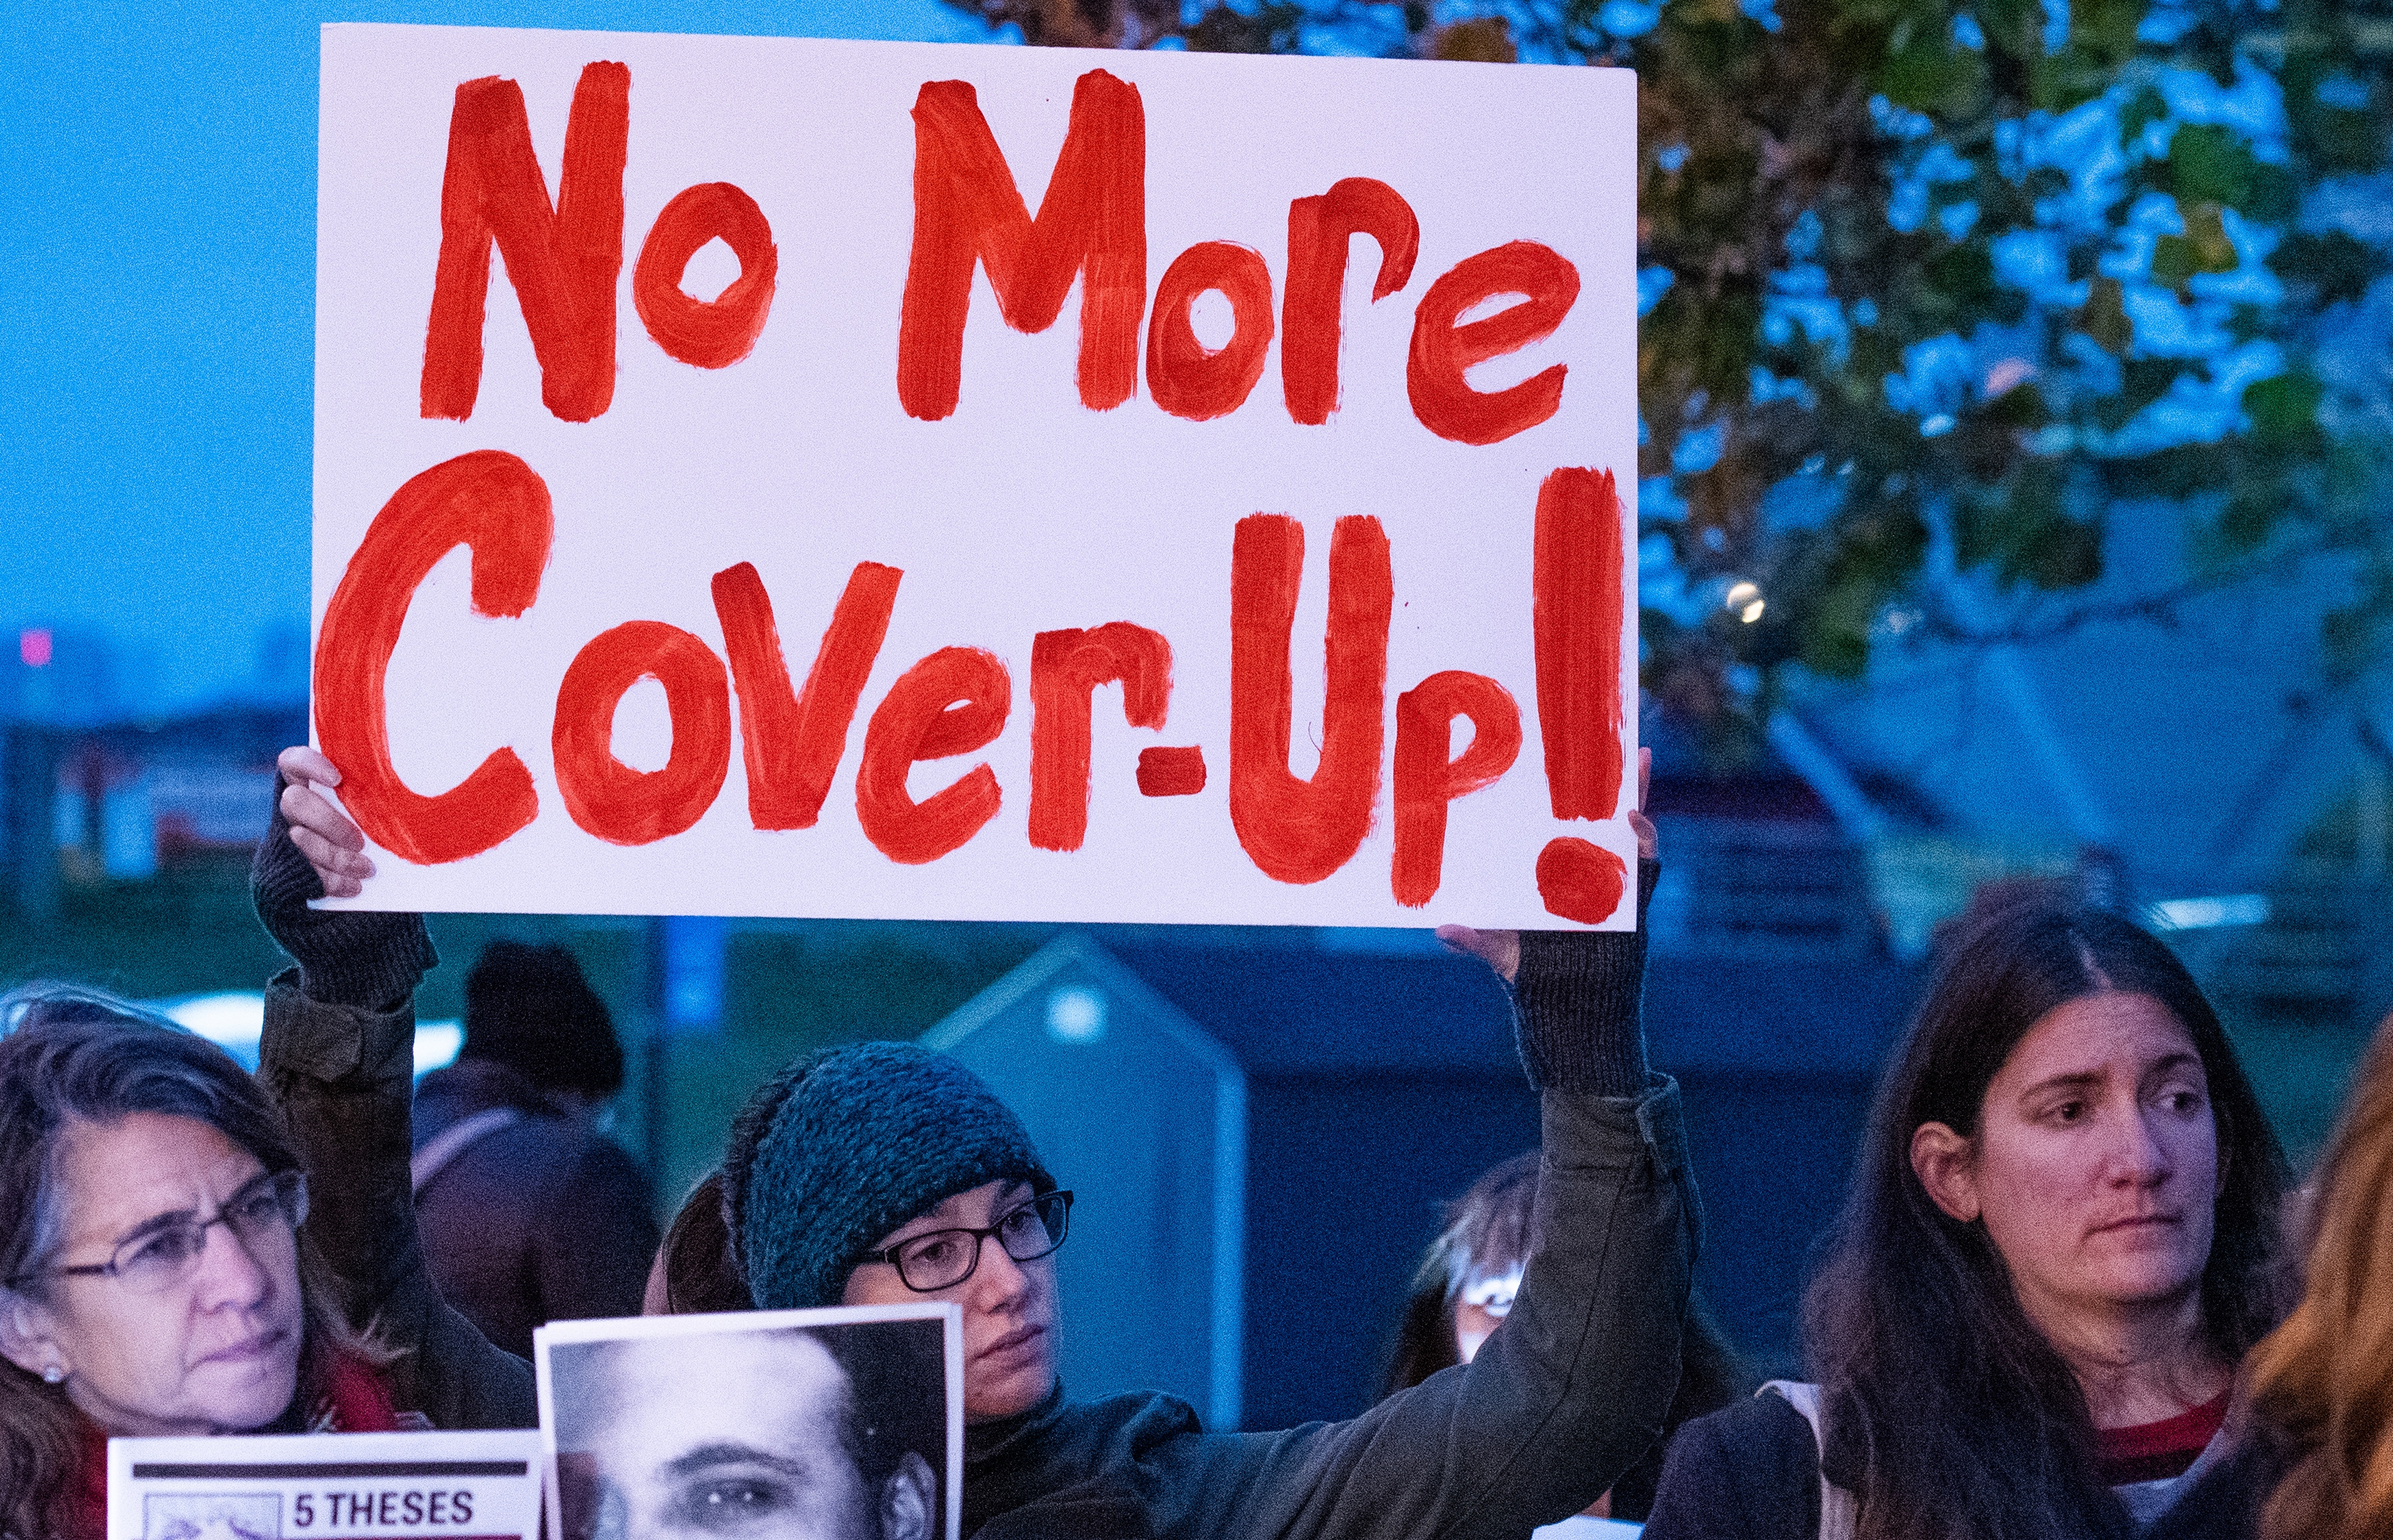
[107,1430,541,1540]
[315,24,1638,928]
[534,1304,964,1540]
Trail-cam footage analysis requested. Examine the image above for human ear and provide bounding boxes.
[0,1292,65,1382]
[879,1451,935,1540]
[1910,1121,1982,1223]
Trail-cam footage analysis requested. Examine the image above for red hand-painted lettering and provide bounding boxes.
[313,451,551,865]
[634,182,779,369]
[1391,671,1520,907]
[857,648,1012,863]
[1228,514,1391,884]
[420,64,629,423]
[552,621,732,845]
[898,71,1147,419]
[1029,623,1172,851]
[1282,179,1420,425]
[712,561,903,831]
[1147,242,1274,422]
[1407,241,1579,445]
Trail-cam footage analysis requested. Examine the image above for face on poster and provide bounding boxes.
[314,24,1638,929]
[106,1429,542,1540]
[534,1305,964,1540]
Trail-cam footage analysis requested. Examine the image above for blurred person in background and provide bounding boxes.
[1381,1149,1749,1527]
[412,940,656,1357]
[0,986,532,1540]
[1643,896,2292,1540]
[2248,1006,2393,1540]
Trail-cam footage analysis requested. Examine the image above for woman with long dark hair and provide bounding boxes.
[1644,895,2292,1540]
[0,986,530,1540]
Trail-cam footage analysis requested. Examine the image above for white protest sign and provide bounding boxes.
[315,24,1638,928]
[534,1303,964,1540]
[107,1429,540,1540]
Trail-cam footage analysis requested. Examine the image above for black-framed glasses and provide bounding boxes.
[6,1169,307,1296]
[864,1190,1072,1293]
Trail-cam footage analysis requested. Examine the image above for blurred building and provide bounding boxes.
[2,706,299,918]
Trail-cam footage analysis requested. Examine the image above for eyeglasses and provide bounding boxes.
[6,1170,307,1296]
[863,1190,1072,1293]
[1459,1266,1521,1320]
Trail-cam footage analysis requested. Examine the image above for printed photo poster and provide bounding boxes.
[105,1429,542,1540]
[314,25,1640,930]
[533,1304,965,1540]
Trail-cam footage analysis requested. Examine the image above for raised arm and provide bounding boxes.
[1137,754,1697,1540]
[251,747,535,1429]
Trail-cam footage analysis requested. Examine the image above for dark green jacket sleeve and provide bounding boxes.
[1146,1077,1697,1540]
[258,968,538,1430]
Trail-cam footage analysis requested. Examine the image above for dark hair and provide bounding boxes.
[1380,1151,1539,1396]
[656,1171,753,1315]
[817,1317,948,1506]
[1800,895,2290,1540]
[1378,1150,1748,1521]
[462,941,623,1097]
[0,985,367,1539]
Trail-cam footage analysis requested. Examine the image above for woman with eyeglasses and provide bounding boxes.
[0,984,531,1540]
[269,741,1698,1540]
[1378,1150,1748,1526]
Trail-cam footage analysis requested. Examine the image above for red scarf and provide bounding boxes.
[69,1352,401,1538]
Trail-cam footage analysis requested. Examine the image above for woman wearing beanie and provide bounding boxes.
[266,744,1697,1540]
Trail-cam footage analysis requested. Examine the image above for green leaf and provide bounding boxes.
[2120,85,2170,142]
[2243,371,2324,442]
[1926,241,1998,303]
[2151,203,2239,288]
[2308,107,2383,175]
[2164,124,2257,207]
[2080,277,2131,354]
[2211,490,2280,556]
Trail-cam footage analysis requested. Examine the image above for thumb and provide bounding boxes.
[1437,924,1520,985]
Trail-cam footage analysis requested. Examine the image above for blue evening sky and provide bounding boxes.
[2,0,995,715]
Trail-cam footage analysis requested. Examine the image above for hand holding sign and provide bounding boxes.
[1437,746,1653,983]
[278,746,373,900]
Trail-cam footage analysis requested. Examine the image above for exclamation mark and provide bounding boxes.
[1532,467,1630,924]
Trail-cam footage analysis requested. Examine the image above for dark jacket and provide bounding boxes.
[269,974,1697,1539]
[960,1082,1697,1540]
[412,1058,658,1358]
[1643,1391,2285,1540]
[258,970,537,1430]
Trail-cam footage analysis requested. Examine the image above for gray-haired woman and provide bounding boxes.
[0,983,530,1540]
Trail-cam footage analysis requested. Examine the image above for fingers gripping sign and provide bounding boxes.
[278,746,376,900]
[1439,746,1650,985]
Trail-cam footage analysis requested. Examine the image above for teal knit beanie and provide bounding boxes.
[738,1042,1052,1310]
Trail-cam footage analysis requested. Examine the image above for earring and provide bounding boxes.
[41,1364,64,1384]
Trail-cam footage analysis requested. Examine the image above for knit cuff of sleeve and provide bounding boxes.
[250,776,439,1010]
[1509,857,1662,1097]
